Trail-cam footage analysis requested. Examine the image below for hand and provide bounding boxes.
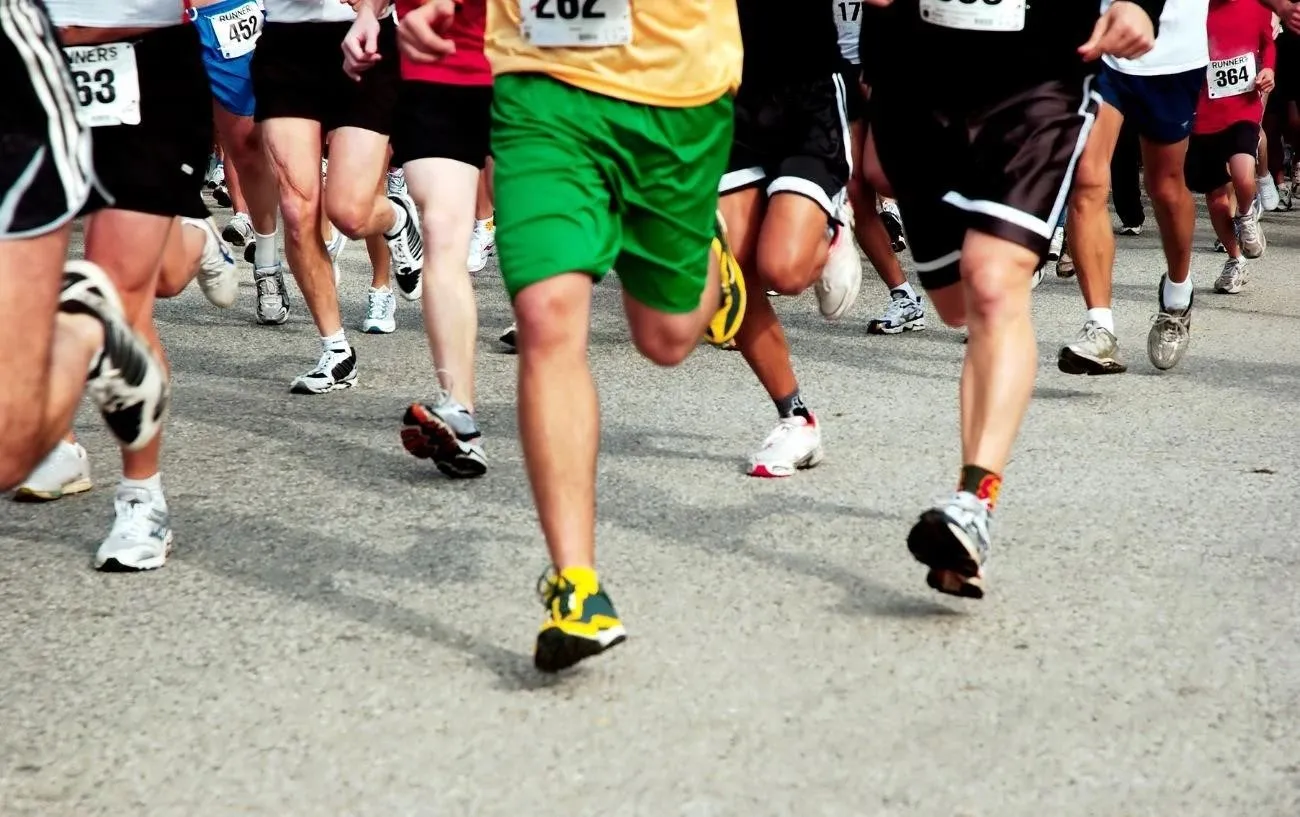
[398,0,458,63]
[339,0,364,8]
[1078,2,1155,62]
[1258,67,1277,94]
[1285,1,1300,35]
[342,8,383,81]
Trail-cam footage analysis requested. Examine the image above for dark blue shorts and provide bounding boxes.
[191,0,262,117]
[1097,64,1205,144]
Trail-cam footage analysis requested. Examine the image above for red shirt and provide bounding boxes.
[1194,0,1276,134]
[396,0,491,86]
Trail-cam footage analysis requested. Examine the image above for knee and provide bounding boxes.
[421,211,464,256]
[629,324,695,367]
[278,193,319,242]
[1072,156,1111,204]
[514,285,588,357]
[326,196,371,240]
[155,271,188,300]
[757,246,820,295]
[960,254,1033,324]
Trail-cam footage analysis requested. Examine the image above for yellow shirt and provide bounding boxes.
[486,0,742,108]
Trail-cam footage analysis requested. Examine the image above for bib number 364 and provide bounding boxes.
[521,0,631,48]
[919,0,1026,33]
[1208,53,1257,100]
[63,43,142,128]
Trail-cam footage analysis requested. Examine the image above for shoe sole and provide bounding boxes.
[95,531,174,572]
[748,445,824,478]
[1057,348,1127,375]
[221,226,247,247]
[400,404,487,479]
[362,323,396,335]
[534,626,627,673]
[289,375,357,395]
[868,318,926,335]
[13,477,93,502]
[907,510,984,600]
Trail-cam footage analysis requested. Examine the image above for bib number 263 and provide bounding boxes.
[918,0,1026,33]
[522,0,631,48]
[63,43,142,127]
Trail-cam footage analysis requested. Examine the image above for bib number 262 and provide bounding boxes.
[918,0,1026,33]
[522,0,631,48]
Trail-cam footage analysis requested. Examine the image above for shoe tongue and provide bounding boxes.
[116,486,153,506]
[889,289,910,301]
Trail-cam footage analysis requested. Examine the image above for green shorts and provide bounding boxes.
[491,73,733,314]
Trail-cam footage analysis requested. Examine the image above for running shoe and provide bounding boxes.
[401,400,487,478]
[1147,275,1193,371]
[182,217,238,308]
[385,192,424,300]
[1213,239,1227,253]
[467,217,495,274]
[59,261,170,451]
[222,212,254,247]
[244,241,256,265]
[1259,175,1281,211]
[290,346,357,394]
[326,227,348,287]
[748,414,823,478]
[254,263,290,325]
[205,156,223,189]
[815,202,863,321]
[212,183,232,209]
[907,491,991,600]
[13,441,92,502]
[362,286,397,334]
[499,323,518,352]
[867,289,926,335]
[1235,206,1266,259]
[386,168,407,197]
[534,567,626,673]
[1047,226,1064,262]
[1055,241,1075,278]
[1213,256,1248,295]
[880,199,906,252]
[1117,224,1142,236]
[1058,320,1126,375]
[1031,263,1046,290]
[95,485,172,571]
[705,211,746,346]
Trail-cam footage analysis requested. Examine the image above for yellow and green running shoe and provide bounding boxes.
[704,211,746,347]
[534,566,626,673]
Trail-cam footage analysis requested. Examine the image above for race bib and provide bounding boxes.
[836,0,862,41]
[521,0,631,48]
[1208,53,1257,100]
[210,0,263,60]
[919,0,1025,32]
[63,43,142,128]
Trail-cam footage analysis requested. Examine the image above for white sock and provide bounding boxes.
[322,329,349,353]
[254,230,278,268]
[1085,307,1115,334]
[892,281,918,301]
[386,199,406,237]
[1162,276,1194,311]
[121,473,165,506]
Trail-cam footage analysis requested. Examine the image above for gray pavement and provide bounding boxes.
[2,197,1299,817]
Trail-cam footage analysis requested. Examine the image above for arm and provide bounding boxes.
[1126,0,1165,38]
[1263,11,1279,71]
[1260,0,1300,35]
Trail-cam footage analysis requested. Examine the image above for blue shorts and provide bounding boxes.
[1097,64,1205,145]
[191,0,263,117]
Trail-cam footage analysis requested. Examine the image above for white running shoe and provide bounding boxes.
[254,263,290,325]
[290,346,358,394]
[222,212,254,247]
[325,226,348,287]
[386,168,408,197]
[1213,256,1248,294]
[362,286,397,334]
[95,485,173,571]
[1048,225,1065,261]
[183,217,238,308]
[468,218,495,273]
[814,202,863,321]
[748,414,824,478]
[1235,206,1265,259]
[386,193,424,300]
[867,289,926,335]
[14,441,92,502]
[1259,175,1281,211]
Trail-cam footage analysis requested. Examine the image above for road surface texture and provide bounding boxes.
[2,195,1298,817]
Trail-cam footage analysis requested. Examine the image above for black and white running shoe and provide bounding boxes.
[59,261,170,451]
[385,192,424,301]
[401,401,487,478]
[290,346,357,394]
[499,323,517,352]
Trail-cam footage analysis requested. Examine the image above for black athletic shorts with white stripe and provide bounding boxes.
[0,0,104,239]
[718,73,853,221]
[872,77,1101,290]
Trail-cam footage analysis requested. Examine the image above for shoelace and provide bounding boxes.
[110,498,156,541]
[366,289,391,317]
[882,295,917,322]
[308,347,346,376]
[1150,311,1190,344]
[761,416,807,448]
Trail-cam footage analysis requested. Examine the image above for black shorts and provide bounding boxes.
[718,72,853,220]
[68,25,212,220]
[252,19,398,135]
[838,65,867,123]
[1185,122,1261,194]
[0,0,105,238]
[1273,32,1300,106]
[391,81,492,168]
[873,77,1099,290]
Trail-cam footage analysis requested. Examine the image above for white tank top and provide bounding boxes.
[44,0,184,27]
[1101,0,1210,77]
[834,0,859,65]
[261,0,356,23]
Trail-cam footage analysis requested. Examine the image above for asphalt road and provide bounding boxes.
[2,192,1298,817]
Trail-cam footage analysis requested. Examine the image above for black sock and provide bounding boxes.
[774,389,811,420]
[959,464,1002,513]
